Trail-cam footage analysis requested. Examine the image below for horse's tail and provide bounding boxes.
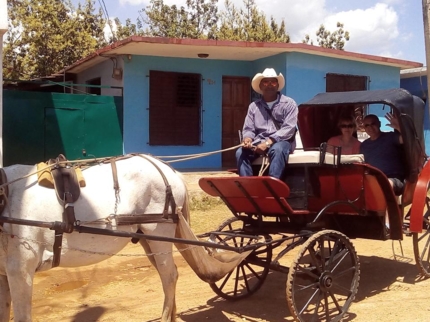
[181,189,191,224]
[174,173,251,283]
[177,171,191,225]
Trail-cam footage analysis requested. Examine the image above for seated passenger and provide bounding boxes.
[327,115,361,155]
[360,113,405,195]
[236,68,298,179]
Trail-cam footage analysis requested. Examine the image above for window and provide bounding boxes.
[86,77,101,95]
[326,73,367,92]
[149,70,201,145]
[326,73,368,137]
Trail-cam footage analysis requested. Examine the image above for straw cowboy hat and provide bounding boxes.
[251,68,285,94]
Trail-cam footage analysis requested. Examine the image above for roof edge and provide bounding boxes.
[63,36,422,73]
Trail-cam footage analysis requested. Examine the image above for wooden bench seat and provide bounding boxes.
[198,176,309,216]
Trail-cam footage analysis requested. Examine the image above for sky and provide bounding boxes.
[81,0,427,65]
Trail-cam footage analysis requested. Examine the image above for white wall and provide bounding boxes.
[75,57,124,96]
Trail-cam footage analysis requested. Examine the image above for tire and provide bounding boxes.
[412,187,430,277]
[209,217,272,301]
[286,230,360,322]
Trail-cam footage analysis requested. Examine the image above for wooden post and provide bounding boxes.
[0,0,8,167]
[423,0,430,112]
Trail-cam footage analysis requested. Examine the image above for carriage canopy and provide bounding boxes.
[298,88,427,183]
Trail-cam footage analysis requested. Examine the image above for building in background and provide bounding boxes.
[3,36,423,169]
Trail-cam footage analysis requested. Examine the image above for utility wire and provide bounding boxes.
[97,0,116,42]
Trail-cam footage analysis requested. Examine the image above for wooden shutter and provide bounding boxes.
[149,71,201,145]
[326,73,367,92]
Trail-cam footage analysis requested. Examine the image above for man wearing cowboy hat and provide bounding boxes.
[236,68,298,179]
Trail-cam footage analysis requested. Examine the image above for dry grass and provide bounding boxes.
[188,195,233,234]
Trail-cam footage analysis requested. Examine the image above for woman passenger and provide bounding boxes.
[327,114,361,155]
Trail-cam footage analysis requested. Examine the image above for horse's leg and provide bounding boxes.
[140,227,178,322]
[0,275,11,322]
[6,247,39,322]
[139,239,158,270]
[152,243,178,322]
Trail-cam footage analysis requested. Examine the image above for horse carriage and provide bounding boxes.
[198,88,429,321]
[0,88,429,322]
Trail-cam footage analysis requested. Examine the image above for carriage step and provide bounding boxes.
[402,223,412,236]
[306,221,326,230]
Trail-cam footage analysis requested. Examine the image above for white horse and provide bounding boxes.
[0,154,189,322]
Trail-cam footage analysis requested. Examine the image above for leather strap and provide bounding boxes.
[110,158,120,192]
[137,155,178,223]
[52,231,63,268]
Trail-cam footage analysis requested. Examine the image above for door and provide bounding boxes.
[222,76,251,168]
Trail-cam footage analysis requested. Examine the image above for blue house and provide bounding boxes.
[62,36,422,169]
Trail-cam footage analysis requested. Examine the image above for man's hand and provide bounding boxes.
[254,142,268,155]
[254,139,273,155]
[385,112,403,144]
[242,137,254,149]
[385,112,400,132]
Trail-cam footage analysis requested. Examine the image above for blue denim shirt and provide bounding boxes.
[242,93,298,150]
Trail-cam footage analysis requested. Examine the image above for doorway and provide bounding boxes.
[222,76,251,168]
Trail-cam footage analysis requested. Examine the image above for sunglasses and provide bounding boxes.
[340,124,354,129]
[364,122,378,128]
[261,79,278,86]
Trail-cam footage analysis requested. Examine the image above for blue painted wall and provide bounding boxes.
[123,55,252,169]
[122,53,404,169]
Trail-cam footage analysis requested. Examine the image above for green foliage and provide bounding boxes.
[3,0,351,80]
[140,0,218,39]
[303,22,350,50]
[141,0,289,42]
[3,0,106,80]
[110,18,144,43]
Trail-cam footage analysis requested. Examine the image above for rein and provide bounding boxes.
[156,144,242,163]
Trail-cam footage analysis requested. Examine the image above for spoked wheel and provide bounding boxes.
[209,217,273,301]
[412,193,430,277]
[287,230,360,322]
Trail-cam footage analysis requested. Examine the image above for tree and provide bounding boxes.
[303,22,350,50]
[3,0,106,80]
[109,18,144,43]
[141,0,289,42]
[229,0,289,42]
[141,0,218,39]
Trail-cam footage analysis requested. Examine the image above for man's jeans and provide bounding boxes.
[236,141,291,179]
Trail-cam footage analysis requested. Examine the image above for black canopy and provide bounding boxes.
[298,88,426,183]
[299,88,415,110]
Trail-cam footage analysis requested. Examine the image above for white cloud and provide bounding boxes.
[103,18,118,41]
[328,4,399,57]
[253,1,401,59]
[253,0,328,40]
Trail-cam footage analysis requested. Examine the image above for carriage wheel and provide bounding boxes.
[286,230,360,322]
[209,217,272,301]
[412,192,430,277]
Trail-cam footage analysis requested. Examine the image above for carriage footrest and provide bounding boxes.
[402,223,412,236]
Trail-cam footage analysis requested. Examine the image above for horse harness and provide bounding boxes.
[49,154,80,267]
[50,154,179,267]
[0,154,180,268]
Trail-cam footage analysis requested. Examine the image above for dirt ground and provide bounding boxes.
[23,172,430,321]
